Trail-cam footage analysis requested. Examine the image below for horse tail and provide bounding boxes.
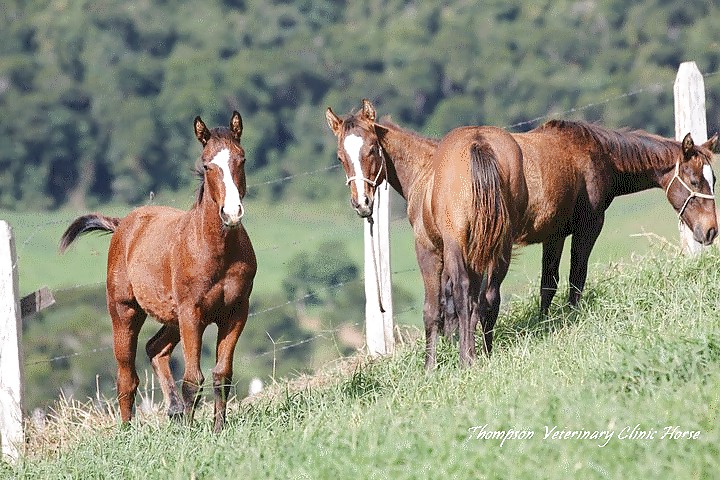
[466,140,510,277]
[59,214,121,253]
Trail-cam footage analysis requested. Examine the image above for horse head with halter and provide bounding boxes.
[194,111,247,229]
[326,99,387,218]
[665,132,718,245]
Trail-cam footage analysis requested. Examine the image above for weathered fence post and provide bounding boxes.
[674,61,709,255]
[364,181,394,357]
[0,221,23,462]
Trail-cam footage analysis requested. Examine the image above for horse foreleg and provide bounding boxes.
[415,241,442,372]
[109,302,146,425]
[145,325,182,419]
[540,235,565,315]
[179,311,205,424]
[212,302,249,433]
[568,214,604,307]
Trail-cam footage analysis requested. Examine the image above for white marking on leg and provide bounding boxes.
[343,134,368,207]
[703,164,715,195]
[211,148,242,218]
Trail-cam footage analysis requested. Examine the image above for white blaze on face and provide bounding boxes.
[343,134,368,207]
[210,148,242,218]
[703,164,715,195]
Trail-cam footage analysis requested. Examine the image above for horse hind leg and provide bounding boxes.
[415,241,442,372]
[479,256,510,356]
[441,269,458,340]
[444,241,474,367]
[145,324,182,419]
[108,300,147,425]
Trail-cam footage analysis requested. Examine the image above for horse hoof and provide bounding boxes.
[168,408,184,422]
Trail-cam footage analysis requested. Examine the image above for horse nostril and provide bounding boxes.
[708,227,718,243]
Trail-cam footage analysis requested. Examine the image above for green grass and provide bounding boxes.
[9,247,720,478]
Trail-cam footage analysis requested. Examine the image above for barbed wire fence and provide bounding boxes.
[9,65,720,414]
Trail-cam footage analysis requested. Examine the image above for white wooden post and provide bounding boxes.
[674,61,709,255]
[0,221,23,461]
[364,181,394,357]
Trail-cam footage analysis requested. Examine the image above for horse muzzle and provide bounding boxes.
[695,224,718,246]
[220,203,244,228]
[351,197,373,218]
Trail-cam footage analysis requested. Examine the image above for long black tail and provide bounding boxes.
[466,140,510,275]
[59,214,121,253]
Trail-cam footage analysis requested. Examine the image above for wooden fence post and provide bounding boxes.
[0,221,23,462]
[674,61,709,255]
[364,181,394,357]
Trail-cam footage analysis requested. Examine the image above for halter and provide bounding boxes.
[665,160,715,220]
[342,139,388,312]
[345,144,386,187]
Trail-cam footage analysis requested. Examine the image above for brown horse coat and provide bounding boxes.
[327,100,527,367]
[431,126,528,365]
[60,112,256,432]
[511,120,718,312]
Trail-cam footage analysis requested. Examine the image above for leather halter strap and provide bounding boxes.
[665,160,715,220]
[345,144,386,187]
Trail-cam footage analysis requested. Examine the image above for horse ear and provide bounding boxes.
[361,99,376,122]
[682,132,695,160]
[230,111,243,140]
[194,116,211,146]
[325,107,342,135]
[703,133,719,153]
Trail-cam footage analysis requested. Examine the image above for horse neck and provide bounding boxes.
[378,124,436,201]
[190,194,238,252]
[601,133,680,194]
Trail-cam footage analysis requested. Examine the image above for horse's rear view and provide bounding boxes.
[60,111,256,433]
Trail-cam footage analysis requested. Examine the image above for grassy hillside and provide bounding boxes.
[9,246,720,478]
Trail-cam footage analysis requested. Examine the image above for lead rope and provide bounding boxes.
[367,145,387,313]
[665,160,716,225]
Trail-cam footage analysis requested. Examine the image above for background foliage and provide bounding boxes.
[2,0,720,412]
[1,0,719,209]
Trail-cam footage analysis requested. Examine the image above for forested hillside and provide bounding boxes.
[1,0,718,209]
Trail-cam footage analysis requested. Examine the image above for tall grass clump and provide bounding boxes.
[8,248,720,479]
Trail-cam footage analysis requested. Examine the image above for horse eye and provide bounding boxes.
[203,164,209,171]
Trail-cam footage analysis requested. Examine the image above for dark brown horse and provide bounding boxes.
[511,120,718,313]
[59,111,256,432]
[326,100,527,367]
